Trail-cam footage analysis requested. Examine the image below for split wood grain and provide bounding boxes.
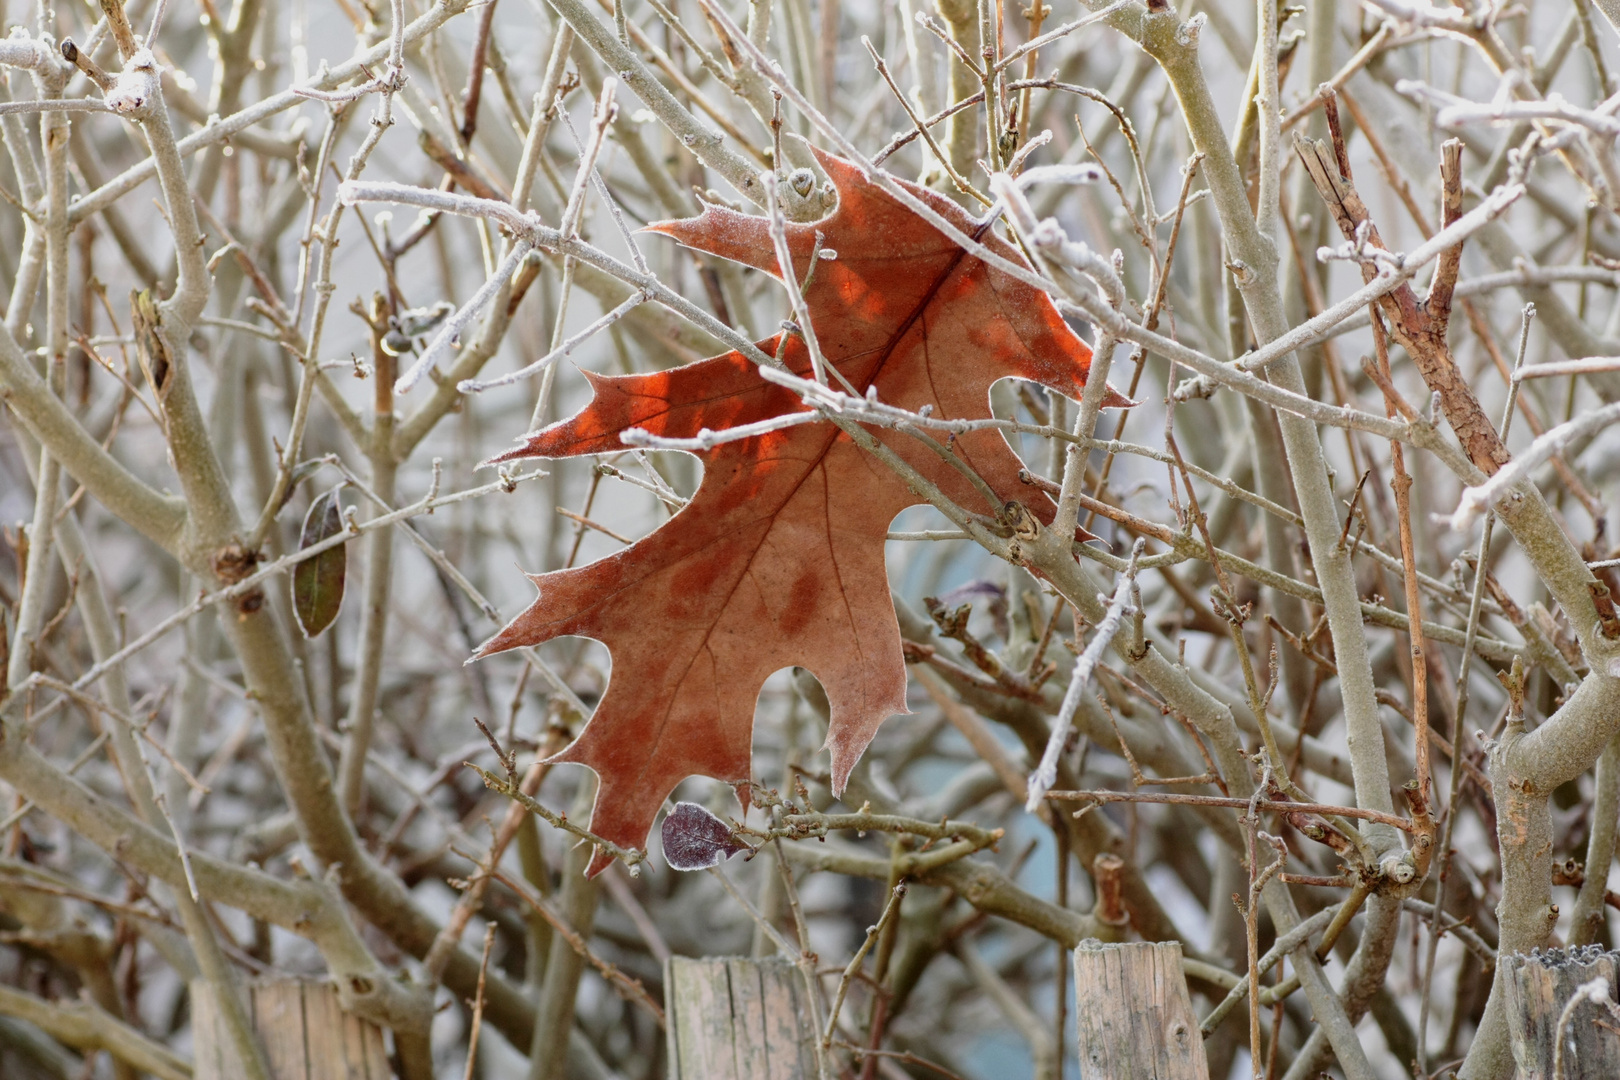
[1073,939,1209,1079]
[1501,947,1620,1080]
[192,978,391,1080]
[665,956,819,1079]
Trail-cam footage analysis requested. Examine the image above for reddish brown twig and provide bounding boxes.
[1050,789,1418,834]
[1297,98,1508,476]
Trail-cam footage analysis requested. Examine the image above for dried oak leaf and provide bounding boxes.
[479,149,1122,875]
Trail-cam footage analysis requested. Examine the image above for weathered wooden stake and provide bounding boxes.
[1501,946,1620,1080]
[1073,939,1209,1079]
[665,956,820,1079]
[192,978,393,1080]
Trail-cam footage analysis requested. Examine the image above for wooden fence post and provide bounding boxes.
[192,977,393,1080]
[1501,946,1620,1080]
[1073,939,1209,1080]
[664,956,820,1079]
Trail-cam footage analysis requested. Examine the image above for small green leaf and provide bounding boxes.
[292,487,347,638]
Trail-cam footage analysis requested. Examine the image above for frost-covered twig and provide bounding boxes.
[1513,355,1620,381]
[395,241,531,394]
[992,0,1131,74]
[1025,539,1143,812]
[1397,78,1620,137]
[466,763,647,871]
[1449,401,1620,532]
[620,410,822,451]
[459,289,650,393]
[54,467,541,703]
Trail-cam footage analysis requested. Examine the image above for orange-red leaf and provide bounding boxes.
[480,148,1121,874]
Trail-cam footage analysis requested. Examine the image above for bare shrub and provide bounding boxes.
[3,1,1620,1078]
